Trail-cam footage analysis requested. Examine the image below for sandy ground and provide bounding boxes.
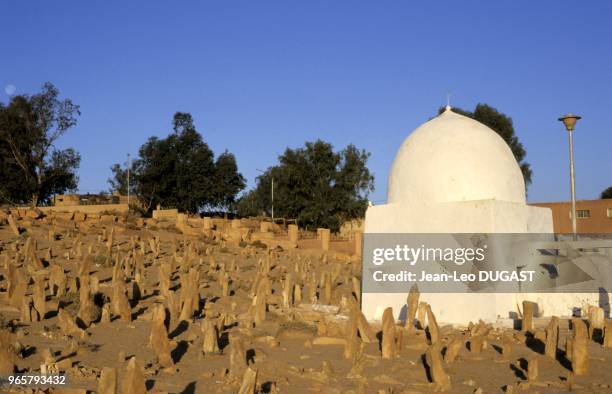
[1,216,612,393]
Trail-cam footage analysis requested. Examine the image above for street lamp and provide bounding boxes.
[127,153,131,209]
[558,113,581,241]
[256,169,274,222]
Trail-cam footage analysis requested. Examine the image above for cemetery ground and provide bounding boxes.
[1,210,612,393]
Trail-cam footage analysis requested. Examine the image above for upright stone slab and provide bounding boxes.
[381,307,396,359]
[78,275,97,327]
[20,296,32,323]
[238,367,258,394]
[354,307,376,343]
[522,301,536,333]
[344,311,360,360]
[425,343,451,391]
[282,273,293,309]
[7,214,20,236]
[354,231,363,259]
[406,284,420,330]
[587,305,604,341]
[121,357,146,394]
[201,318,219,355]
[320,228,330,252]
[443,335,463,363]
[150,305,174,368]
[527,356,539,381]
[229,336,247,380]
[571,318,589,376]
[158,263,171,300]
[113,281,132,323]
[545,316,559,359]
[57,308,85,337]
[0,344,16,374]
[288,224,299,246]
[604,320,612,348]
[425,304,440,344]
[32,275,46,320]
[98,367,117,394]
[417,302,428,330]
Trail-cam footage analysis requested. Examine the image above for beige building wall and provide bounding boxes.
[530,199,612,234]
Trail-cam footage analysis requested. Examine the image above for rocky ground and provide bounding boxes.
[1,209,612,393]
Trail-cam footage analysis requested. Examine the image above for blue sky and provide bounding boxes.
[1,1,611,204]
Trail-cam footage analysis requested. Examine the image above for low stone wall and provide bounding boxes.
[152,209,179,219]
[38,204,129,214]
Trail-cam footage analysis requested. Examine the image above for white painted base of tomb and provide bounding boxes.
[360,199,566,325]
[362,292,605,326]
[361,200,611,325]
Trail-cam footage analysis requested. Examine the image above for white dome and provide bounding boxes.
[387,107,526,204]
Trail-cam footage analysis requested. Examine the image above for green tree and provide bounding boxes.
[107,161,137,196]
[132,112,244,213]
[601,187,612,199]
[235,189,264,217]
[0,83,81,206]
[439,104,533,188]
[237,140,374,232]
[213,151,246,211]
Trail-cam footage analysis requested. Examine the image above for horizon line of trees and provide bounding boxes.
[4,82,611,230]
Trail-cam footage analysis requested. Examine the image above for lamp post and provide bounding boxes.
[127,154,131,209]
[558,113,581,241]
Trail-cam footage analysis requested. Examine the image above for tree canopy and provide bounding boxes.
[109,112,245,213]
[107,161,137,196]
[212,151,246,210]
[237,140,374,232]
[601,186,612,199]
[0,83,81,206]
[439,104,533,189]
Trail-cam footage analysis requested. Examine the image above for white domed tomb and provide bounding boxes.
[361,108,555,325]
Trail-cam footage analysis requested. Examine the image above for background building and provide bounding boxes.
[530,199,612,233]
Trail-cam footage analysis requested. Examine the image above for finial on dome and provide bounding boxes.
[445,93,452,112]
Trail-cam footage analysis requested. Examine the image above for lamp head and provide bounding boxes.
[558,113,581,131]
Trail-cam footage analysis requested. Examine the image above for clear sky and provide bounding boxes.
[1,1,611,204]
